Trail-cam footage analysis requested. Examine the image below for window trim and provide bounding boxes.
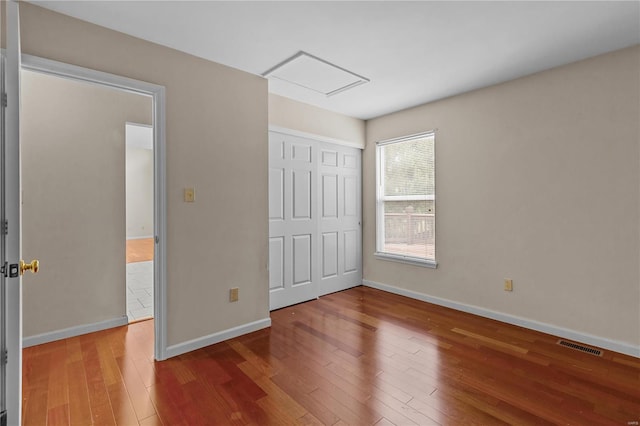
[375,131,437,268]
[373,252,438,268]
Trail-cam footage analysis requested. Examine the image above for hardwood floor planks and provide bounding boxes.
[368,393,435,425]
[66,360,93,425]
[308,387,381,425]
[138,414,163,426]
[106,381,139,426]
[22,286,640,425]
[46,343,69,414]
[22,387,48,426]
[237,361,308,419]
[270,372,340,425]
[46,404,69,426]
[114,356,158,421]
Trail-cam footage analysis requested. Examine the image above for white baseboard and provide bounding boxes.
[363,279,639,358]
[165,317,272,359]
[23,316,129,347]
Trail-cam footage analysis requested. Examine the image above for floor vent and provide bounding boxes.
[557,339,603,356]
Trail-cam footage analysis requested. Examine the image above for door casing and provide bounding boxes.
[20,54,170,361]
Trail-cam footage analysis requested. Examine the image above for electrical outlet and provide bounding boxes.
[504,279,513,292]
[229,287,239,302]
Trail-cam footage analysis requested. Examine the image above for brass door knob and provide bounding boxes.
[19,259,39,275]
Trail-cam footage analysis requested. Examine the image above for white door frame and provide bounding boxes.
[21,54,169,361]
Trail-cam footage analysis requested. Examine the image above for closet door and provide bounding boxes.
[268,132,318,310]
[318,143,362,296]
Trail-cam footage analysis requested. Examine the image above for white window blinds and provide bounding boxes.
[376,132,435,265]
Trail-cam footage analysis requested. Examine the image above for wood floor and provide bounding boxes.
[22,286,640,425]
[126,238,154,263]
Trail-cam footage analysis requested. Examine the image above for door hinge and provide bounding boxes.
[1,93,6,108]
[1,220,7,235]
[1,349,7,365]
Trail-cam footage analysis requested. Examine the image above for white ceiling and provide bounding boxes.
[30,1,640,120]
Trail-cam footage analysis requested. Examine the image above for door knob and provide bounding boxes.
[19,259,39,275]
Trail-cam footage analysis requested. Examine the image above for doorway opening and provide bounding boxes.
[21,68,153,334]
[20,54,168,361]
[125,123,155,322]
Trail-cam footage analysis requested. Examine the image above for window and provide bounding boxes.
[376,132,436,267]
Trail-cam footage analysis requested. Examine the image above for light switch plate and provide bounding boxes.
[184,187,195,202]
[504,279,513,292]
[229,287,239,302]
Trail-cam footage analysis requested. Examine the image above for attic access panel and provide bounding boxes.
[263,51,369,97]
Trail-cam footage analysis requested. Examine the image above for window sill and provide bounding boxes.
[374,252,438,269]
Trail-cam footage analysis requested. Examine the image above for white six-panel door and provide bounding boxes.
[269,133,318,310]
[268,131,361,311]
[318,145,362,296]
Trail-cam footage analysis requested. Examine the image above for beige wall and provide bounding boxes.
[269,94,365,147]
[20,3,270,346]
[21,70,152,337]
[364,46,640,349]
[126,146,154,239]
[20,2,638,353]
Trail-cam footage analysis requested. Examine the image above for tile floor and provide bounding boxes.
[126,260,153,321]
